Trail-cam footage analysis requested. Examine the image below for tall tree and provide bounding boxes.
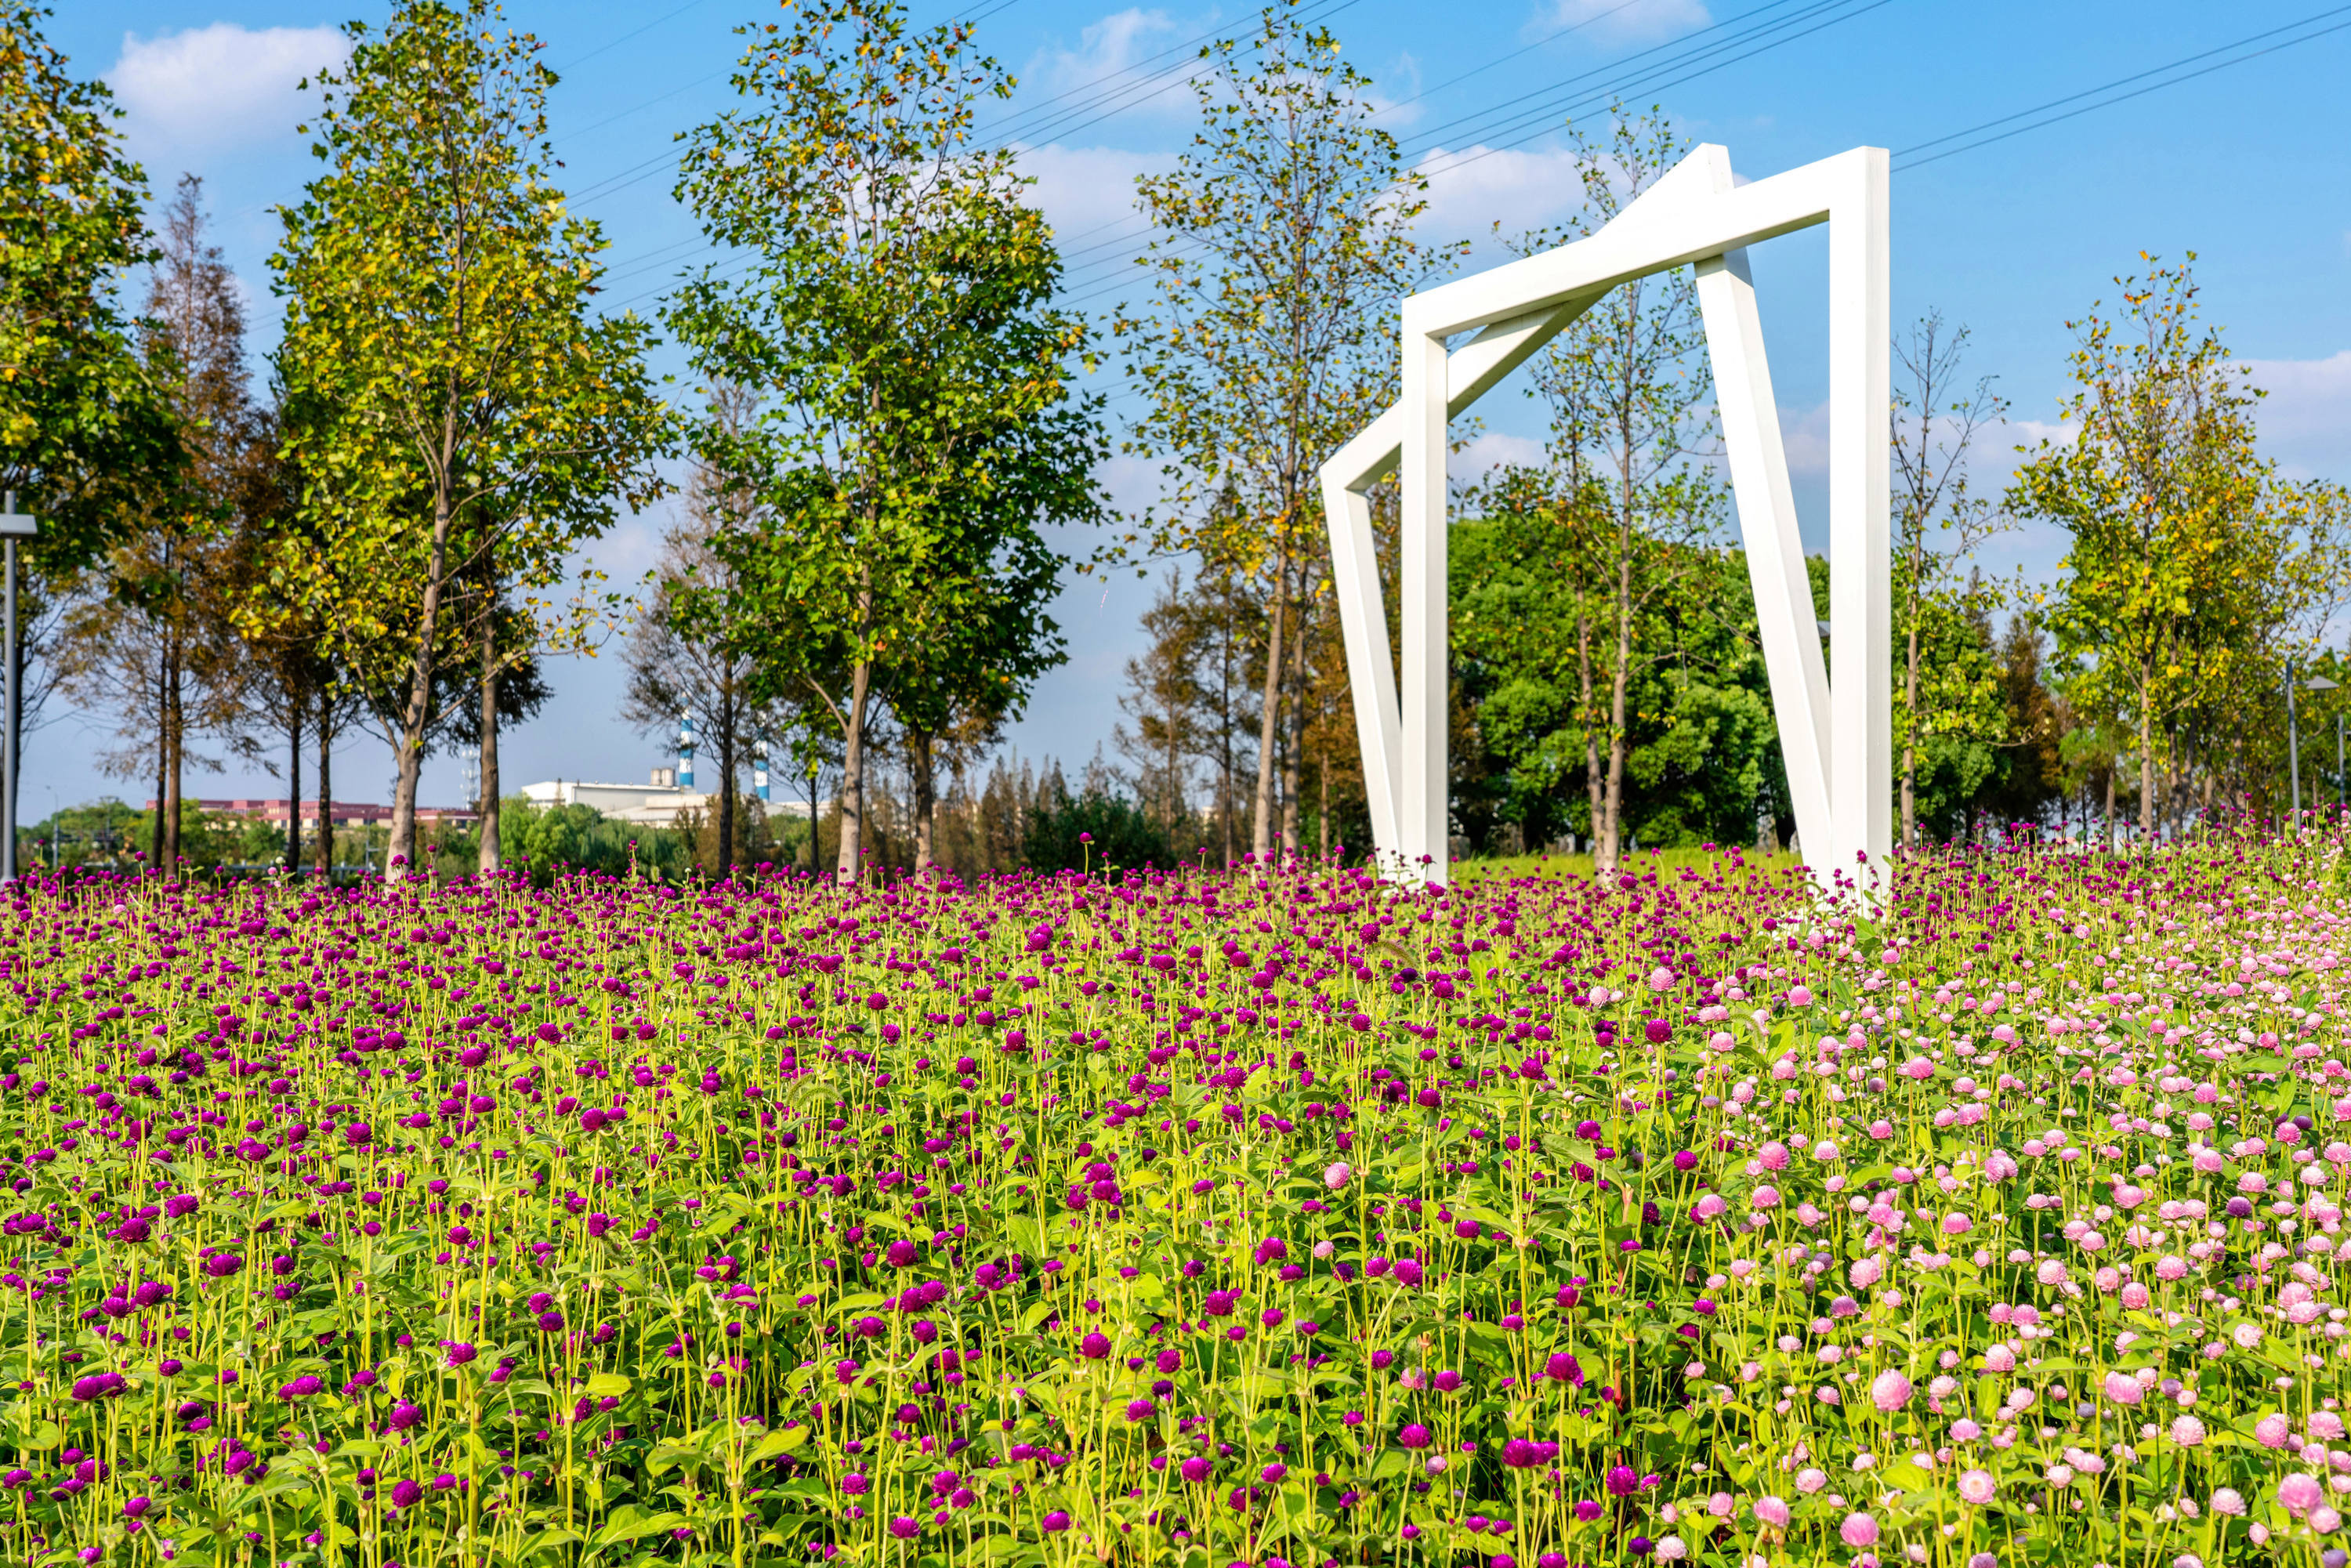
[1115,2,1449,861]
[1889,311,2010,849]
[666,0,1101,884]
[624,389,771,877]
[271,0,670,881]
[0,2,176,813]
[1114,570,1207,842]
[2012,255,2282,846]
[55,176,254,868]
[1511,105,1723,873]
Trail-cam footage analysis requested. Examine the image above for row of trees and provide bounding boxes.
[1105,109,2350,865]
[11,0,2340,882]
[7,0,1103,884]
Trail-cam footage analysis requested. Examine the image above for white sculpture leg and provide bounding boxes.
[1321,143,1890,893]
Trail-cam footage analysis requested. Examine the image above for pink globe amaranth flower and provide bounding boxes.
[1758,1141,1791,1171]
[1647,965,1676,992]
[1941,1211,1972,1236]
[2278,1472,2325,1517]
[1957,1469,1996,1505]
[1839,1512,1879,1548]
[2100,1371,2143,1407]
[1751,1186,1780,1210]
[1981,1345,2015,1373]
[1324,1162,1350,1191]
[1870,1371,1912,1413]
[1867,1119,1895,1140]
[1795,1468,1827,1494]
[1752,1495,1790,1527]
[1787,985,1813,1008]
[2171,1414,2208,1447]
[2212,1488,2247,1516]
[1849,1255,1883,1289]
[2314,1505,2344,1536]
[1811,1139,1840,1162]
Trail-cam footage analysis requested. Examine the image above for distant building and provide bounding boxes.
[522,770,815,826]
[147,798,477,827]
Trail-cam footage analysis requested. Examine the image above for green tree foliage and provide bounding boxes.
[1114,2,1451,859]
[2012,255,2288,844]
[1451,496,1790,856]
[1505,105,1723,873]
[1889,311,2011,849]
[665,0,1103,885]
[270,0,670,882]
[0,2,174,567]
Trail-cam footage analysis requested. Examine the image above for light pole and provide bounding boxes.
[2311,673,2342,823]
[752,736,770,803]
[2288,661,2304,834]
[0,492,35,883]
[678,711,696,791]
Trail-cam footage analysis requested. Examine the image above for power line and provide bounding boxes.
[1892,3,2351,171]
[552,0,719,71]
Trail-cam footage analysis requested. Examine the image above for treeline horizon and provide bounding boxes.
[5,0,2343,885]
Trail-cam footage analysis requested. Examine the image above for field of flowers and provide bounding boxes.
[2,836,2349,1568]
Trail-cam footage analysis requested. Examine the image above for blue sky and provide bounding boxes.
[31,0,2351,818]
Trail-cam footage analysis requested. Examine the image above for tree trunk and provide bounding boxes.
[389,497,456,882]
[1281,588,1305,855]
[2103,762,2117,853]
[806,760,820,875]
[1578,610,1601,853]
[285,685,303,875]
[162,637,183,870]
[314,686,335,880]
[836,658,871,884]
[1901,611,1919,851]
[715,682,737,878]
[150,648,167,869]
[1252,577,1286,863]
[1318,740,1330,859]
[2137,682,2155,847]
[909,727,936,875]
[477,603,502,876]
[1220,580,1236,871]
[1596,541,1633,875]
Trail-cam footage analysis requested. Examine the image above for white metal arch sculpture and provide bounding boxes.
[1320,143,1889,892]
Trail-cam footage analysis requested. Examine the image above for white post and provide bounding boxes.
[1399,305,1450,883]
[1694,250,1833,875]
[1828,148,1893,893]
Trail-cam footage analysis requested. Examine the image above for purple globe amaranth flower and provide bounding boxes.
[1399,1425,1433,1450]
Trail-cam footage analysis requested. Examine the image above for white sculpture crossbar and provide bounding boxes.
[1320,143,1890,892]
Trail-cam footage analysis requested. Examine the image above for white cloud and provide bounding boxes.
[1413,144,1589,252]
[1365,53,1427,131]
[1013,143,1177,295]
[110,23,347,154]
[1779,397,1831,477]
[2245,350,2351,482]
[1451,430,1546,487]
[1527,0,1712,47]
[1027,9,1186,107]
